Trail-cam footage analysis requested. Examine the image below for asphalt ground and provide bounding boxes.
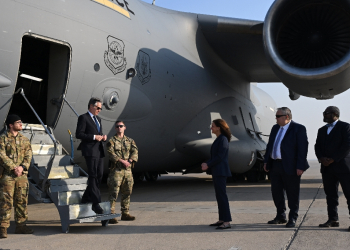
[1,160,349,250]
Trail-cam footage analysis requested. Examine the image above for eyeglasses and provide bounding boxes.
[95,106,102,111]
[323,111,332,115]
[275,115,286,118]
[116,125,125,128]
[15,121,23,124]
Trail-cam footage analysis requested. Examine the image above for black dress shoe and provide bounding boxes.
[209,221,224,227]
[216,223,231,230]
[286,220,296,228]
[319,220,339,227]
[268,218,287,224]
[92,204,104,214]
[348,226,350,232]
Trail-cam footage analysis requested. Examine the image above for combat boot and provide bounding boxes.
[15,224,34,234]
[109,218,118,224]
[121,214,135,221]
[0,227,7,238]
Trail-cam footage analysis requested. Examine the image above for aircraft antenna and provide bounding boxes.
[152,0,155,5]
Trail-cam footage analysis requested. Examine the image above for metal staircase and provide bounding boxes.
[10,89,119,233]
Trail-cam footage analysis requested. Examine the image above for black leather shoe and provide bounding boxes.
[92,204,104,214]
[268,218,287,224]
[286,220,296,228]
[319,220,339,227]
[209,221,224,227]
[348,226,350,232]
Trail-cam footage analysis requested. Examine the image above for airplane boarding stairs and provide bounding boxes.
[19,124,120,233]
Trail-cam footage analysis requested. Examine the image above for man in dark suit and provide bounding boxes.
[264,107,309,228]
[315,106,350,232]
[76,97,107,214]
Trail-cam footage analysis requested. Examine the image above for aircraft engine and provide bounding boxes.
[264,0,350,99]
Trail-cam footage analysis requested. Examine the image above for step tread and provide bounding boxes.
[69,202,111,220]
[77,213,120,223]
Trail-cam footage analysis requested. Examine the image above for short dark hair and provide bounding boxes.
[277,107,292,120]
[88,97,102,109]
[115,120,125,126]
[326,106,340,118]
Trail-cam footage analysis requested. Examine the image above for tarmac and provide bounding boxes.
[1,160,349,250]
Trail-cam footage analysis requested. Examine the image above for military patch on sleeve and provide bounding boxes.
[107,142,112,147]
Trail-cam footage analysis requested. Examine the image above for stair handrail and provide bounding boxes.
[62,94,79,117]
[14,88,57,191]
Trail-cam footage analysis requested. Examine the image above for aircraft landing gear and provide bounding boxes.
[145,172,159,182]
[133,172,145,183]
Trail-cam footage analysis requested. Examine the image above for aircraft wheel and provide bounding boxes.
[133,172,145,183]
[145,172,158,182]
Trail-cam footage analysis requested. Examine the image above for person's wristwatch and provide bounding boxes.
[21,165,27,171]
[128,159,132,163]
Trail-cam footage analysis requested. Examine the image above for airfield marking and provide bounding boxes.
[282,184,323,250]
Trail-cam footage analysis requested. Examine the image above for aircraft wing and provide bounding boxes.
[198,14,280,83]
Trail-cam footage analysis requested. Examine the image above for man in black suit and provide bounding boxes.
[76,97,107,214]
[315,106,350,232]
[264,107,309,228]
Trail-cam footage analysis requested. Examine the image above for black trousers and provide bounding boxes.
[322,172,350,221]
[213,176,232,222]
[270,160,301,221]
[82,156,104,205]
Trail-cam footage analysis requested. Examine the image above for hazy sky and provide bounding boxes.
[141,0,350,160]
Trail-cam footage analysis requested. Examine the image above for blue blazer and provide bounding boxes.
[207,134,232,177]
[264,121,309,175]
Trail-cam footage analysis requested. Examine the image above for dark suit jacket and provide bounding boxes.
[207,134,232,177]
[76,112,105,157]
[264,121,309,175]
[315,120,350,173]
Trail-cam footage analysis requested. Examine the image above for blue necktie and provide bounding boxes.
[272,127,284,159]
[93,116,100,133]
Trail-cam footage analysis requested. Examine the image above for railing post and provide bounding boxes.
[14,88,57,191]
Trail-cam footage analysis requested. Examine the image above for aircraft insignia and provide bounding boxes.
[104,36,127,75]
[136,50,151,84]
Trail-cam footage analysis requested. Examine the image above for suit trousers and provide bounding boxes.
[270,160,301,221]
[322,172,350,221]
[82,156,104,205]
[212,176,232,222]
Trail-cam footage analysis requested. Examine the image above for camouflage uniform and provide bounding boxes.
[107,135,138,215]
[0,131,32,229]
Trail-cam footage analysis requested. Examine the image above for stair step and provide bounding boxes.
[33,155,72,166]
[38,165,80,179]
[22,130,56,144]
[22,123,48,131]
[69,202,111,220]
[57,191,84,206]
[77,213,120,223]
[28,177,52,203]
[49,177,88,192]
[32,144,62,155]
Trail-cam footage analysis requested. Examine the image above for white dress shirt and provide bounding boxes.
[271,121,291,160]
[88,111,100,140]
[327,120,338,135]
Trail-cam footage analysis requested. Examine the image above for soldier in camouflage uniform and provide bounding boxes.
[0,115,33,239]
[107,121,138,224]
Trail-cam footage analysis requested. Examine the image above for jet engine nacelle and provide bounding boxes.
[264,0,350,99]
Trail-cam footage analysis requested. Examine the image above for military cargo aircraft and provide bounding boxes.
[1,0,350,182]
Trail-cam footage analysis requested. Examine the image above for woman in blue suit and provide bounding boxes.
[202,119,232,229]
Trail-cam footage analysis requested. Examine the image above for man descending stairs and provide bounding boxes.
[22,123,119,233]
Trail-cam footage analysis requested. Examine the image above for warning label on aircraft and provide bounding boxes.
[136,50,151,85]
[104,36,127,75]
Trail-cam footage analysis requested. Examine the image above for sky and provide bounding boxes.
[141,0,350,160]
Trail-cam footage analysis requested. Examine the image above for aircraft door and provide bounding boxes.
[8,34,71,128]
